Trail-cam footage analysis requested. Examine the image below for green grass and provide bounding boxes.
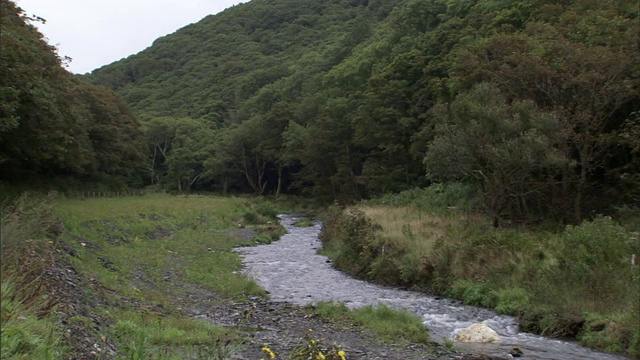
[292,218,315,227]
[0,280,65,360]
[54,195,272,300]
[108,310,238,360]
[1,193,322,358]
[52,194,292,357]
[313,301,430,344]
[1,194,292,359]
[1,195,67,360]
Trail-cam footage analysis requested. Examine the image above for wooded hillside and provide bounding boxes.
[4,0,639,224]
[0,0,147,190]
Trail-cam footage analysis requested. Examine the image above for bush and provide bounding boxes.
[321,195,640,357]
[557,217,639,303]
[494,287,530,315]
[562,216,635,273]
[614,205,640,232]
[254,231,275,244]
[255,201,280,219]
[367,183,481,213]
[319,206,381,277]
[578,313,627,354]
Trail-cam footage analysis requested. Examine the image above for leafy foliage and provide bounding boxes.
[84,0,638,223]
[0,0,146,189]
[424,83,567,224]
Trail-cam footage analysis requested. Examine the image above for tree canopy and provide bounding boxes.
[1,0,146,189]
[6,0,639,223]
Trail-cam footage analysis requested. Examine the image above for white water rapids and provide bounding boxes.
[235,214,628,360]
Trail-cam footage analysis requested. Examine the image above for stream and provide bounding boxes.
[236,214,628,360]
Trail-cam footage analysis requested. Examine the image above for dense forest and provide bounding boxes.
[86,0,639,224]
[3,0,639,225]
[0,0,146,189]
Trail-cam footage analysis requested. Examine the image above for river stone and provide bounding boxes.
[454,323,501,343]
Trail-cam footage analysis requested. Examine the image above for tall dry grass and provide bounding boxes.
[320,200,640,357]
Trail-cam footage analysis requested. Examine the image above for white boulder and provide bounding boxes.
[454,323,501,343]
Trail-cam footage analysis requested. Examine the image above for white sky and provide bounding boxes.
[15,0,247,74]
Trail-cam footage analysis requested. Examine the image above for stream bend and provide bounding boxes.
[236,214,627,360]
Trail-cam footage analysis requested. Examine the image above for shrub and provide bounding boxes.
[494,287,530,315]
[463,283,496,308]
[558,217,638,303]
[321,195,640,357]
[579,313,628,354]
[447,279,474,300]
[561,216,634,274]
[319,206,381,278]
[254,232,274,244]
[367,183,481,213]
[242,211,259,224]
[254,200,280,219]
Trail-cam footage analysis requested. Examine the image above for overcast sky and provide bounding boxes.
[15,0,247,74]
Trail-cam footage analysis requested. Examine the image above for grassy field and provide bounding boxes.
[54,195,280,301]
[2,194,286,359]
[2,194,436,359]
[320,186,640,358]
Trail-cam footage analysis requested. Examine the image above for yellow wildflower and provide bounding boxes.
[262,346,277,359]
[338,350,347,360]
[316,352,326,360]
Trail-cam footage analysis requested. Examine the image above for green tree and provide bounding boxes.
[424,83,568,225]
[210,119,269,195]
[143,117,178,185]
[71,83,146,182]
[165,118,214,192]
[295,98,363,200]
[0,0,146,188]
[353,50,428,195]
[453,18,638,221]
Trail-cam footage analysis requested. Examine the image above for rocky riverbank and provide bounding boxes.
[48,228,502,359]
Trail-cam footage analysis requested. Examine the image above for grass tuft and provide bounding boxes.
[313,301,430,345]
[293,218,315,227]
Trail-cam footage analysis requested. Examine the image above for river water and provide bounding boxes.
[236,214,628,360]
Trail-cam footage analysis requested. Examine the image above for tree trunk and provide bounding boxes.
[574,168,586,223]
[574,150,589,223]
[255,153,267,195]
[275,166,283,199]
[240,147,259,193]
[221,175,228,196]
[150,147,157,185]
